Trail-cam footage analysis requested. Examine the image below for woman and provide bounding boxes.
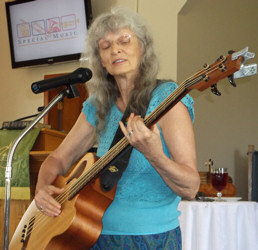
[35,8,200,249]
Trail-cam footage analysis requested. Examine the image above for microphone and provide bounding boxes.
[31,67,92,94]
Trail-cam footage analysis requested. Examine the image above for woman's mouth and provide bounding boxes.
[113,59,126,64]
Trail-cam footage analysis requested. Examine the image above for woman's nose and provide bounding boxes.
[110,42,121,54]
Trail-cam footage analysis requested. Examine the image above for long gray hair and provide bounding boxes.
[80,8,159,133]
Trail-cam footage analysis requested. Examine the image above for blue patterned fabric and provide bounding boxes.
[91,227,182,250]
[82,82,194,235]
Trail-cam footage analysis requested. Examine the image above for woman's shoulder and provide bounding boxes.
[82,95,97,127]
[149,80,195,121]
[154,80,178,93]
[150,80,178,105]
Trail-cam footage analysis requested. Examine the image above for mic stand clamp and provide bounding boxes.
[3,85,79,250]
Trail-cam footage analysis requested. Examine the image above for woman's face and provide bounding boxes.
[98,28,142,78]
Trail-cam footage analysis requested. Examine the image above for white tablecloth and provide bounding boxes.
[178,201,258,250]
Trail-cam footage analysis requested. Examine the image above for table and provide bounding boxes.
[178,201,258,250]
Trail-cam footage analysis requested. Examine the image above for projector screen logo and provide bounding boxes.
[17,14,78,46]
[31,20,46,36]
[47,18,61,33]
[17,23,31,38]
[62,15,77,31]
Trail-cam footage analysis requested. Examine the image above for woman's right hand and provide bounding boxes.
[34,113,96,217]
[34,185,64,217]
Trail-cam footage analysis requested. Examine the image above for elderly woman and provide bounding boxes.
[35,8,200,249]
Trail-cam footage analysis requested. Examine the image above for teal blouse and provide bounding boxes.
[82,81,194,235]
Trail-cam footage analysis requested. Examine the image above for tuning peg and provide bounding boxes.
[219,64,227,72]
[211,84,221,96]
[228,50,235,55]
[216,55,226,62]
[203,63,210,69]
[228,74,237,87]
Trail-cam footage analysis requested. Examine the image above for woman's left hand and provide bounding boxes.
[119,105,200,200]
[119,113,163,161]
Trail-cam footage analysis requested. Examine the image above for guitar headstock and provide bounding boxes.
[186,47,256,95]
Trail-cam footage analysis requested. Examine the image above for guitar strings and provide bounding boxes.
[33,56,224,222]
[24,58,224,238]
[24,142,130,238]
[24,57,226,239]
[61,57,226,198]
[52,57,223,204]
[24,140,131,238]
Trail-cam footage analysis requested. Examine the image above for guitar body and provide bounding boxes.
[9,153,116,250]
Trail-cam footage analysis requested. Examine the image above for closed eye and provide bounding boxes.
[118,34,132,45]
[99,40,111,50]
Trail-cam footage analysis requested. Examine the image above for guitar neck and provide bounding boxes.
[144,70,207,127]
[69,46,256,197]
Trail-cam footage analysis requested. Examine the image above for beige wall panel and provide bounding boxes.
[92,0,137,17]
[178,0,258,199]
[138,0,187,80]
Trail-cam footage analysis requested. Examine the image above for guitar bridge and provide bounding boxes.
[20,216,35,247]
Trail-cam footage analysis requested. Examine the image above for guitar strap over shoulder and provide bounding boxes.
[100,105,134,192]
[100,101,155,192]
[100,81,162,192]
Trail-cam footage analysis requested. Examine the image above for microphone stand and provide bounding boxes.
[3,85,79,250]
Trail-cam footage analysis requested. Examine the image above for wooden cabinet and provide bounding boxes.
[43,73,88,133]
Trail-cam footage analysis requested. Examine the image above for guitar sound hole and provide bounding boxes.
[66,160,87,184]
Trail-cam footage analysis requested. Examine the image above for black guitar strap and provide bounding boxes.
[100,105,134,192]
[100,81,162,192]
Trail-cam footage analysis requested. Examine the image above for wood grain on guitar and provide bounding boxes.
[9,153,116,250]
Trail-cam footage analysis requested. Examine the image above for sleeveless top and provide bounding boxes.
[82,81,194,235]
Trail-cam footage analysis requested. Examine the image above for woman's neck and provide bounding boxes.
[114,74,136,111]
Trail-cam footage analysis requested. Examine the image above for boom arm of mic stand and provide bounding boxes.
[3,87,71,250]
